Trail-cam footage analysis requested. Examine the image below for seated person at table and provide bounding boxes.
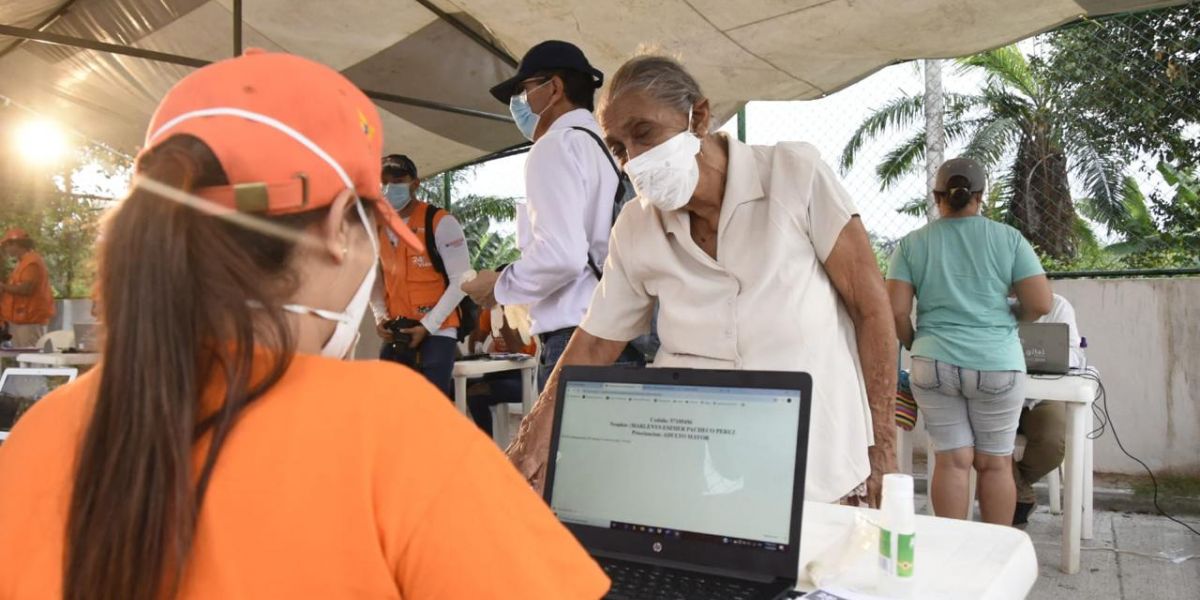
[887,157,1052,526]
[1012,293,1084,527]
[0,51,606,600]
[468,309,537,437]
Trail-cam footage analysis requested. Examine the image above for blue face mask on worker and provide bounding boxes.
[383,182,412,211]
[509,79,552,141]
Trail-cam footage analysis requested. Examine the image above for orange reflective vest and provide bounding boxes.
[1,250,55,325]
[378,201,460,328]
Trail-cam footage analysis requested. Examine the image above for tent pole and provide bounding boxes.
[413,0,517,68]
[0,23,208,67]
[233,0,243,57]
[0,24,512,123]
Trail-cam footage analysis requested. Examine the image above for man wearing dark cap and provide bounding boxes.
[370,154,471,399]
[463,40,640,389]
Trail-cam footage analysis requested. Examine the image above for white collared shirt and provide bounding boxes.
[581,135,873,503]
[495,109,618,335]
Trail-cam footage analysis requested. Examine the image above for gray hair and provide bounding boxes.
[599,54,704,119]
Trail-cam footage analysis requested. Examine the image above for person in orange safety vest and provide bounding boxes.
[1,228,55,348]
[370,154,472,399]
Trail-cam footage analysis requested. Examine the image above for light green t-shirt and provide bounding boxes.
[887,216,1045,372]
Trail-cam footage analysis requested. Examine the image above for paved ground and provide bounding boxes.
[1022,508,1199,599]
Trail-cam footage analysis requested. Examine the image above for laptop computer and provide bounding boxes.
[1019,323,1070,374]
[544,366,812,600]
[0,367,78,441]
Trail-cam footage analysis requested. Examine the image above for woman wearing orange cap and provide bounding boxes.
[0,51,607,600]
[0,228,55,348]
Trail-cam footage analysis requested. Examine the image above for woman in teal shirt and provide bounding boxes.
[886,158,1051,526]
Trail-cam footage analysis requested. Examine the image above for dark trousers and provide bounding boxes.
[1013,401,1067,503]
[537,326,645,392]
[467,372,524,436]
[380,334,457,400]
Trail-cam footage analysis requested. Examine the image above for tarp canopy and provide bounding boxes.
[0,0,1186,174]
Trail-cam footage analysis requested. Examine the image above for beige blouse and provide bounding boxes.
[581,134,874,503]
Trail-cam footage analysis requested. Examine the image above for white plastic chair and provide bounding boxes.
[490,336,541,448]
[35,330,75,352]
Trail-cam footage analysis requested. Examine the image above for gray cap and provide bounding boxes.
[934,157,986,193]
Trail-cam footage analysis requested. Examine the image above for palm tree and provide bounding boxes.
[420,167,522,270]
[840,46,1127,260]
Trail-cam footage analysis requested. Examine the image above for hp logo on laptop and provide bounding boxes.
[652,542,663,553]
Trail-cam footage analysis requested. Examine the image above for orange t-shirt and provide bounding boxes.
[0,354,607,599]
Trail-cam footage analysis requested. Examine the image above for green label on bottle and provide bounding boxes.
[897,532,915,578]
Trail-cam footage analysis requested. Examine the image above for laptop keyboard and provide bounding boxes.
[600,557,772,600]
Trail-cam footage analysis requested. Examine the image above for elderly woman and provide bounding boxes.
[506,54,898,506]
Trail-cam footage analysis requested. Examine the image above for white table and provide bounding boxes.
[1023,370,1099,575]
[898,370,1099,575]
[798,502,1037,599]
[452,357,537,446]
[16,352,101,368]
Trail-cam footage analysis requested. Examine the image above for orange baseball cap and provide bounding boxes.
[141,49,423,252]
[1,228,30,244]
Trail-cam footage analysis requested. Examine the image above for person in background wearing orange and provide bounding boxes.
[0,51,607,600]
[467,308,538,436]
[0,228,55,348]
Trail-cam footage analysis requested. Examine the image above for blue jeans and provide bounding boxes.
[380,334,457,400]
[537,327,645,391]
[467,372,524,436]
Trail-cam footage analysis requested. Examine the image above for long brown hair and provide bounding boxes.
[64,135,326,600]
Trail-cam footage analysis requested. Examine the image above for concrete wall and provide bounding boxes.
[1054,277,1200,476]
[905,277,1200,476]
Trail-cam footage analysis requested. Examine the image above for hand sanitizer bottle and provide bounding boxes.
[878,473,916,598]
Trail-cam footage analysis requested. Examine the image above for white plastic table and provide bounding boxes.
[798,502,1037,599]
[452,357,537,446]
[1023,370,1099,574]
[16,352,101,369]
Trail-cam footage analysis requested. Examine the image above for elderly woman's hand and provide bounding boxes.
[505,386,558,493]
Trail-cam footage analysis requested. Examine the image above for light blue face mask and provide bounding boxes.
[509,79,552,141]
[383,183,412,211]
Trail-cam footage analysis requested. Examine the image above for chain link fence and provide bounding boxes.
[733,2,1200,275]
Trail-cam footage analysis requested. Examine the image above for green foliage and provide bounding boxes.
[420,166,521,270]
[0,193,102,298]
[1042,5,1200,166]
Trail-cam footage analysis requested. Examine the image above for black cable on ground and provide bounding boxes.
[1081,371,1200,537]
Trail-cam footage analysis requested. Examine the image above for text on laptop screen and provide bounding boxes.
[550,381,801,550]
[0,373,72,432]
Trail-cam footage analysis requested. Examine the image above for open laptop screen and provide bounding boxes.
[0,369,77,439]
[550,379,802,553]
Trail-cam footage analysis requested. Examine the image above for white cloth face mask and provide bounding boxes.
[623,106,702,212]
[281,200,380,359]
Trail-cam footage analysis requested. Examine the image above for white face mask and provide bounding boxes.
[623,107,701,212]
[281,200,380,359]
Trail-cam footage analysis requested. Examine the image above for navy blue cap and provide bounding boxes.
[382,154,418,179]
[489,40,604,104]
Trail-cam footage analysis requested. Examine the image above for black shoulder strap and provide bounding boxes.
[424,205,449,287]
[571,126,621,280]
[570,126,621,178]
